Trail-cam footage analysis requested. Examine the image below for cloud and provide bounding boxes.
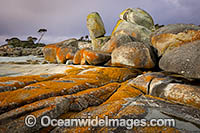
[0,0,200,44]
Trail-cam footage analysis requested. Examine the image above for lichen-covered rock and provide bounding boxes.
[0,74,65,92]
[42,43,59,63]
[150,80,200,108]
[151,24,200,56]
[129,71,200,108]
[0,66,139,115]
[43,39,93,64]
[56,46,78,64]
[101,30,136,52]
[111,42,156,69]
[77,41,93,50]
[72,48,88,65]
[91,36,110,50]
[112,20,152,44]
[128,72,166,94]
[43,38,77,63]
[86,12,106,39]
[0,83,120,133]
[83,49,111,65]
[120,8,155,31]
[159,40,200,79]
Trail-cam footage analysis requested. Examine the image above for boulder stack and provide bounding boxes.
[86,12,109,50]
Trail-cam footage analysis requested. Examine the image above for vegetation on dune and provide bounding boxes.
[4,28,47,48]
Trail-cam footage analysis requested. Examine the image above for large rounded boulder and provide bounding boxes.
[111,42,156,69]
[120,8,155,31]
[86,12,106,39]
[112,20,152,45]
[101,30,136,53]
[159,40,200,79]
[151,24,200,57]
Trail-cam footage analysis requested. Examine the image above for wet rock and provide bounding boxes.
[159,40,200,79]
[83,49,111,65]
[120,8,155,31]
[111,42,156,69]
[86,12,106,39]
[151,24,200,56]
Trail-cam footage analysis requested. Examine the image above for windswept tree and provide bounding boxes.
[32,37,38,43]
[37,28,47,43]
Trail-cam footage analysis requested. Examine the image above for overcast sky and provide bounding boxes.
[0,0,200,45]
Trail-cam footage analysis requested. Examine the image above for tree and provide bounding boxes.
[37,28,47,43]
[5,39,9,42]
[27,36,37,43]
[32,37,38,43]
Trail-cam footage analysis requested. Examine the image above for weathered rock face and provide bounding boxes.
[112,20,152,44]
[91,36,110,50]
[120,8,155,31]
[56,44,79,64]
[129,72,200,109]
[42,43,59,63]
[0,46,44,57]
[0,66,200,132]
[72,48,88,65]
[83,49,111,65]
[43,39,93,63]
[73,48,111,65]
[86,12,106,39]
[101,30,136,53]
[111,42,156,69]
[151,24,200,56]
[159,40,200,79]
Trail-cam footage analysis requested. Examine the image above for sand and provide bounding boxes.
[0,64,68,77]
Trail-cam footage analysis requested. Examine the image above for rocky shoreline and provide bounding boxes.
[0,46,44,57]
[0,8,200,132]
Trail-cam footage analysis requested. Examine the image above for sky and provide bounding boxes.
[0,0,200,45]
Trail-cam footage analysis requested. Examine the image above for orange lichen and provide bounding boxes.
[151,30,200,56]
[162,84,200,108]
[129,73,157,94]
[133,126,181,133]
[56,47,69,63]
[115,105,146,118]
[73,83,120,98]
[65,52,74,60]
[73,49,86,64]
[132,32,137,38]
[0,74,65,91]
[43,44,60,63]
[104,82,142,104]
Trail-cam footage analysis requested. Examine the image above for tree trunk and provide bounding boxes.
[37,33,45,44]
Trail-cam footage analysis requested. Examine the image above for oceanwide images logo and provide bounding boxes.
[24,115,176,129]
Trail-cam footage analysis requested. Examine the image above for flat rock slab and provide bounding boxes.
[0,64,68,77]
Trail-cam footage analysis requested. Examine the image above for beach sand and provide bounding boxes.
[0,64,68,77]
